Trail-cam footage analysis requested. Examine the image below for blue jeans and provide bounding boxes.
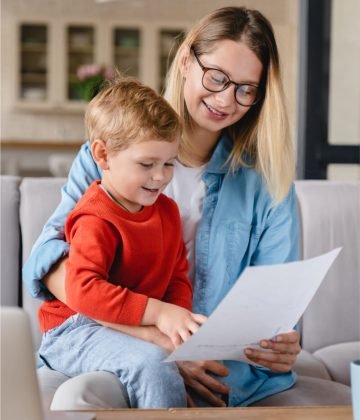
[38,314,186,408]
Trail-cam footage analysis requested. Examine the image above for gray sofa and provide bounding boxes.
[1,175,359,409]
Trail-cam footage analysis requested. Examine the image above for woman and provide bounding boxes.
[25,7,301,407]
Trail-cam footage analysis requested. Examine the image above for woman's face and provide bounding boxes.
[182,39,263,136]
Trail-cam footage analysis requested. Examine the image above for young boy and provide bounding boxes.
[38,75,205,408]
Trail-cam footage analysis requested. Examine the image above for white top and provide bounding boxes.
[164,160,207,282]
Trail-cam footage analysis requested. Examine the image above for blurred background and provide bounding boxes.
[1,0,359,180]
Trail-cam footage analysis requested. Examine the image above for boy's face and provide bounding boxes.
[102,137,179,212]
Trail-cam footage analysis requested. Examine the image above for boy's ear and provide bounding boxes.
[91,139,109,170]
[179,46,191,78]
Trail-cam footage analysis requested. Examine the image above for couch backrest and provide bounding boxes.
[295,181,360,352]
[0,176,21,306]
[20,177,66,349]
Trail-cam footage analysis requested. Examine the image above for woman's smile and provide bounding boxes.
[202,100,229,119]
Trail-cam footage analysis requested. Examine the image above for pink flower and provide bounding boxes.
[103,66,115,80]
[76,64,113,81]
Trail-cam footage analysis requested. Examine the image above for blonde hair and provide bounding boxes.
[164,7,294,203]
[85,73,181,153]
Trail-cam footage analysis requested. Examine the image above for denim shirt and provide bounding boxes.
[191,132,300,406]
[23,132,300,406]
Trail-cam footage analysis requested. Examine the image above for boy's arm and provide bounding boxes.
[162,241,193,311]
[22,142,100,300]
[99,322,174,353]
[65,215,148,325]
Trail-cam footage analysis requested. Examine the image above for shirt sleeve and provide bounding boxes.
[65,215,148,325]
[250,184,301,335]
[22,142,101,300]
[250,183,300,266]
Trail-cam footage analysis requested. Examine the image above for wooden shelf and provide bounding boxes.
[0,140,83,149]
[21,73,47,83]
[14,101,86,114]
[21,43,46,52]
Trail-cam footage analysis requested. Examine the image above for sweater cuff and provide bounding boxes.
[116,292,149,326]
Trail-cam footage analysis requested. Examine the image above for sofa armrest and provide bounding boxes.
[293,349,332,380]
[314,341,360,386]
[0,176,21,306]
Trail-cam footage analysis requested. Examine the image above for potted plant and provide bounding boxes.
[76,64,114,101]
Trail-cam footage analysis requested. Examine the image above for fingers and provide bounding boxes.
[173,314,208,346]
[244,348,297,372]
[198,369,230,395]
[202,360,229,378]
[171,334,183,348]
[192,313,207,324]
[277,330,300,343]
[260,338,301,354]
[186,391,196,407]
[260,330,301,355]
[244,330,301,373]
[189,382,226,407]
[185,374,227,407]
[178,361,229,394]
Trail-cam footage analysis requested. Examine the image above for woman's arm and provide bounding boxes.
[23,142,100,300]
[43,257,67,302]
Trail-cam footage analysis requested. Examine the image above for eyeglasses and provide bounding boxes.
[191,48,261,107]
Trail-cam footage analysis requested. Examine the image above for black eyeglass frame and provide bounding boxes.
[191,47,262,107]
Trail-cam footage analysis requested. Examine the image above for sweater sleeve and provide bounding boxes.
[162,217,193,311]
[22,142,101,300]
[65,214,148,325]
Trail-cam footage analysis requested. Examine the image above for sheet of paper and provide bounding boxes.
[165,248,342,364]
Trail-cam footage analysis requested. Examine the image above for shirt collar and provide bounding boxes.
[206,130,233,174]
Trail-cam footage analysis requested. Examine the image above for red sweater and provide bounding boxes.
[39,181,192,333]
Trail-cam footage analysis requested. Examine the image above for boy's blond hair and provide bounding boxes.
[85,73,181,153]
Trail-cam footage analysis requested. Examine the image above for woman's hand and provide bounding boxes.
[244,330,301,372]
[176,360,230,407]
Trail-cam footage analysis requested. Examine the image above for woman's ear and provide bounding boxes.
[91,139,109,170]
[179,46,191,78]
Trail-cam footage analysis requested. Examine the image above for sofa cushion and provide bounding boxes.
[252,375,351,406]
[293,349,331,380]
[314,341,360,386]
[295,181,360,352]
[20,177,66,350]
[0,176,21,306]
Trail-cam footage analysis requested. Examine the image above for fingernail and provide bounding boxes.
[245,349,252,355]
[261,341,268,348]
[276,336,283,342]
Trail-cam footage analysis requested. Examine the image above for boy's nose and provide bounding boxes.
[152,168,165,181]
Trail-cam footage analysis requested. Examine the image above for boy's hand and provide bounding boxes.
[142,298,207,347]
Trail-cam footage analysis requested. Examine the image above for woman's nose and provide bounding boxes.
[213,85,234,107]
